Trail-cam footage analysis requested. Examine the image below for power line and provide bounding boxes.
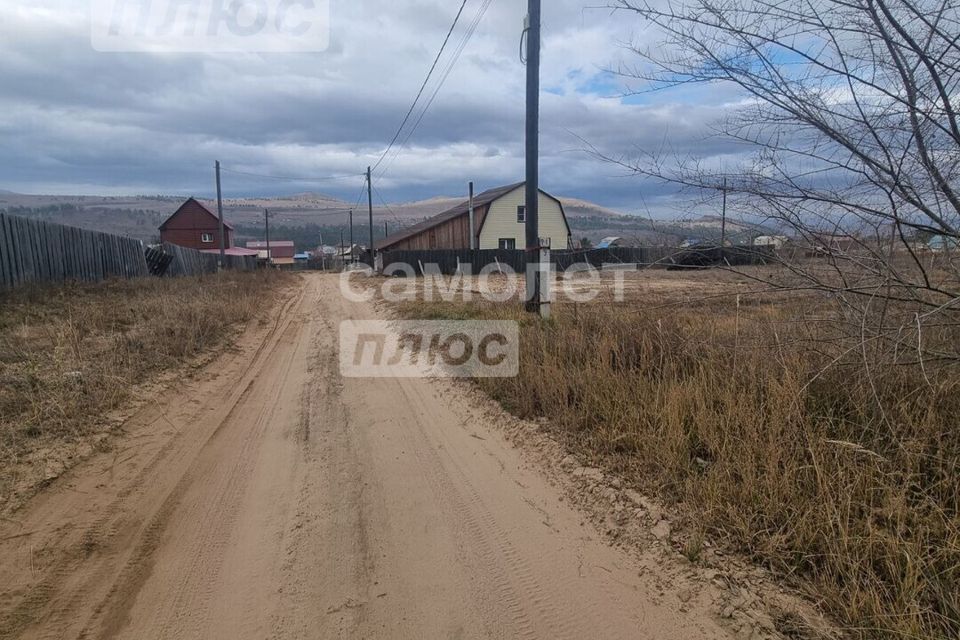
[376,0,495,180]
[372,184,406,229]
[370,0,470,175]
[352,177,368,210]
[234,208,356,221]
[220,167,364,182]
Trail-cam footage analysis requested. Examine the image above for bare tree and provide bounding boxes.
[608,0,960,357]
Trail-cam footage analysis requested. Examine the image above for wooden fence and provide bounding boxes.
[161,243,257,277]
[0,213,149,289]
[380,249,527,275]
[376,246,755,276]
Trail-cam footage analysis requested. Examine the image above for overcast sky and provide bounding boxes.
[0,0,752,214]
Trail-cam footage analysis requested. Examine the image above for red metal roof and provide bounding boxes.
[200,247,260,256]
[246,241,296,249]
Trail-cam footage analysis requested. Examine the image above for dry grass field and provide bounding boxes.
[393,266,960,640]
[0,271,293,514]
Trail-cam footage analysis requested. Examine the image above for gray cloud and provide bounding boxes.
[0,0,756,213]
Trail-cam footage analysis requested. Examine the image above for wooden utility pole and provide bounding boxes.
[384,221,389,239]
[265,209,271,266]
[319,231,325,271]
[367,167,375,265]
[468,181,475,250]
[215,160,225,270]
[524,0,546,316]
[349,208,354,262]
[721,177,728,250]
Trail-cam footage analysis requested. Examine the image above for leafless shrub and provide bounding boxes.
[600,0,960,363]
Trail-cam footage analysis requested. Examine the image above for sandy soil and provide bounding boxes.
[0,273,755,639]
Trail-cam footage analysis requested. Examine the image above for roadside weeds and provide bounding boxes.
[0,271,294,514]
[390,274,960,640]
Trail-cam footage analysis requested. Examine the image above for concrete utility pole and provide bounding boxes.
[215,160,225,270]
[264,209,271,266]
[468,181,476,250]
[367,166,375,266]
[524,0,549,317]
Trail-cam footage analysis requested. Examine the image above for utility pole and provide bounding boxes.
[721,177,728,251]
[524,0,547,316]
[384,221,389,239]
[468,181,475,250]
[367,166,375,267]
[215,160,225,270]
[349,208,354,262]
[319,231,325,271]
[264,208,271,266]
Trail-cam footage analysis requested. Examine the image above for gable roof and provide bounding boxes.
[159,197,234,231]
[377,182,570,250]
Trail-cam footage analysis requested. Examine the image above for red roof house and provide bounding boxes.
[159,198,234,250]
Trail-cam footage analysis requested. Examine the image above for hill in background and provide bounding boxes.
[0,191,777,250]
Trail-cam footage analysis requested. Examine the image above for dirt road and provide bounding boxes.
[0,274,730,639]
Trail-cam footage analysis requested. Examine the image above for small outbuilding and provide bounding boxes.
[247,240,296,265]
[376,182,571,251]
[753,235,789,250]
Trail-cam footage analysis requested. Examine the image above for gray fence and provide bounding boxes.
[162,243,257,277]
[0,213,149,289]
[376,246,750,276]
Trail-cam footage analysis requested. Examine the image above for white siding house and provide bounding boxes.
[477,185,569,250]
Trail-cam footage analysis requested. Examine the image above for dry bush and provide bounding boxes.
[398,284,960,640]
[0,270,293,511]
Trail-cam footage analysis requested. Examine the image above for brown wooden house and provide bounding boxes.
[159,198,234,250]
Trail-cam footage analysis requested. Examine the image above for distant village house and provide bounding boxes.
[376,182,571,251]
[247,240,297,265]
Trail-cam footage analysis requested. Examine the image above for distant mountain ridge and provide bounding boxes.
[0,190,776,247]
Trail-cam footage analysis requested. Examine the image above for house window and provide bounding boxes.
[201,233,214,243]
[517,206,526,223]
[498,238,516,250]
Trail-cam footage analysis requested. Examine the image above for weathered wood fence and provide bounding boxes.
[380,249,527,275]
[161,243,257,277]
[0,213,149,289]
[376,246,770,276]
[0,214,261,290]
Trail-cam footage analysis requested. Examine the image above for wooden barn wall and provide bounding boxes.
[0,213,149,290]
[384,205,490,251]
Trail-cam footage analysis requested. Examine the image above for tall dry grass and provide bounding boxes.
[0,270,292,511]
[399,286,960,640]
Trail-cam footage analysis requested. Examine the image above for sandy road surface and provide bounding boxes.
[0,273,730,639]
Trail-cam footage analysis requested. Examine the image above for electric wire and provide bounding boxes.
[221,167,364,182]
[369,0,471,175]
[375,0,495,181]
